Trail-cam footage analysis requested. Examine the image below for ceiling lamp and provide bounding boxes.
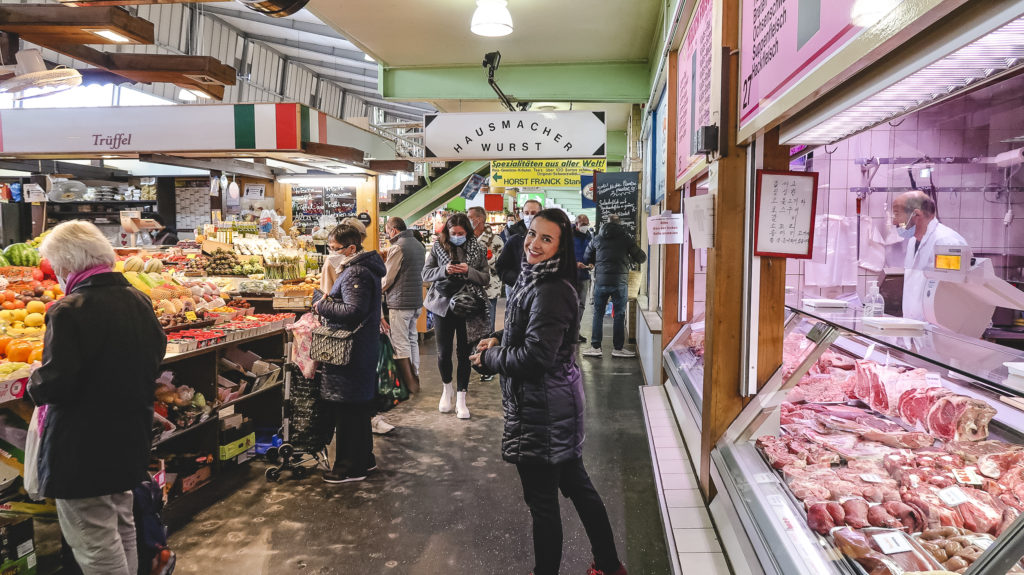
[471,0,513,37]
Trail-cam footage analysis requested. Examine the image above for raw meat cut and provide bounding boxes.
[797,427,899,461]
[859,429,934,449]
[905,485,966,529]
[806,502,836,535]
[898,387,953,429]
[856,360,932,416]
[818,350,856,371]
[867,504,902,528]
[978,451,1024,479]
[945,440,1020,463]
[955,487,1004,535]
[782,332,816,380]
[842,498,871,528]
[884,500,925,532]
[833,527,942,575]
[926,395,997,442]
[787,373,848,403]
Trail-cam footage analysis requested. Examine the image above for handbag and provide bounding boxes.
[434,275,466,298]
[310,313,368,365]
[24,405,44,500]
[376,334,409,411]
[449,287,484,317]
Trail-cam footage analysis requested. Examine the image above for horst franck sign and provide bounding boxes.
[423,111,607,161]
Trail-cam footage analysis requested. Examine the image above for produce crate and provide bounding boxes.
[272,295,311,310]
[163,319,216,334]
[219,432,255,461]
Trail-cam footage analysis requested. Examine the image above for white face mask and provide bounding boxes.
[523,214,535,228]
[578,224,590,234]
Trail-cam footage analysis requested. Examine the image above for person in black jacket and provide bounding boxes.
[582,216,647,358]
[471,209,627,575]
[316,224,387,483]
[29,221,167,575]
[142,213,178,246]
[495,199,542,295]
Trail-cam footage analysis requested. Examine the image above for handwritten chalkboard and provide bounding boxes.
[595,171,641,239]
[323,186,357,222]
[753,170,818,258]
[291,187,325,234]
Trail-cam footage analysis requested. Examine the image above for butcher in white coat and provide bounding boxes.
[891,190,967,321]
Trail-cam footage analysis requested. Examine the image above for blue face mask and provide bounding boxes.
[449,234,467,246]
[896,211,918,239]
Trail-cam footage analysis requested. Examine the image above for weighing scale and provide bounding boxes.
[923,245,1024,337]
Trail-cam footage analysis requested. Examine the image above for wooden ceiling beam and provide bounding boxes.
[0,5,154,45]
[369,160,413,174]
[58,0,226,6]
[109,53,236,85]
[302,142,366,166]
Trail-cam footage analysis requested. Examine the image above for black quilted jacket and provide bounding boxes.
[480,277,585,465]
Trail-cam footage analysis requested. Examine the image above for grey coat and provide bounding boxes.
[383,230,426,310]
[421,240,489,317]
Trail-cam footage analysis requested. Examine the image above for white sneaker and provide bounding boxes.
[371,416,395,435]
[456,391,470,419]
[582,347,603,357]
[439,383,455,413]
[612,348,637,358]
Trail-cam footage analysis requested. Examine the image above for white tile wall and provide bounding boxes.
[174,187,211,232]
[641,386,732,575]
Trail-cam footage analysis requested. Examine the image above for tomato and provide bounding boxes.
[44,301,56,311]
[39,258,54,279]
[30,269,43,282]
[1,291,14,302]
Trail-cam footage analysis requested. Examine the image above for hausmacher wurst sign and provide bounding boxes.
[423,111,607,161]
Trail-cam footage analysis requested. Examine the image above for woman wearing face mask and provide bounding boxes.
[470,209,627,575]
[314,224,387,483]
[422,213,490,419]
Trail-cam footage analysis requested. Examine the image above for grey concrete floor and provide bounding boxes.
[167,307,670,575]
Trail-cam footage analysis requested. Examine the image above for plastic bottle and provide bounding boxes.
[863,281,885,317]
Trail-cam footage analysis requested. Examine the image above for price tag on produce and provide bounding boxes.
[754,473,777,484]
[245,315,259,321]
[187,254,196,259]
[860,474,884,484]
[873,532,914,555]
[967,536,993,550]
[926,373,942,385]
[953,467,984,486]
[938,486,970,506]
[185,312,198,321]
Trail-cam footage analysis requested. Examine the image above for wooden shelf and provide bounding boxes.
[152,414,217,448]
[162,329,285,365]
[47,211,124,219]
[216,382,282,411]
[49,200,156,206]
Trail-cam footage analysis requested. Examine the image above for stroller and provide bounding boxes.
[264,363,331,482]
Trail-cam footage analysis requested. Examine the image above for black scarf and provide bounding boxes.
[507,256,561,326]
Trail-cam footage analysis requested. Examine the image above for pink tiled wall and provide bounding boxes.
[789,74,1024,303]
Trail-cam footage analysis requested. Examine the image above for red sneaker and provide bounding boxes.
[587,563,627,575]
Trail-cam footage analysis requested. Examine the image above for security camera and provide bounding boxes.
[482,51,501,70]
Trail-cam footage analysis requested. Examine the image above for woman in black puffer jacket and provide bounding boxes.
[471,209,626,575]
[315,224,386,484]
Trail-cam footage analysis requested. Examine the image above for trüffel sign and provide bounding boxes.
[423,111,607,161]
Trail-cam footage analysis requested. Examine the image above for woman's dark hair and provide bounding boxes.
[439,213,473,258]
[531,208,577,283]
[329,224,364,252]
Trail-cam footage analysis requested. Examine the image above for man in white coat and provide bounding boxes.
[891,190,967,321]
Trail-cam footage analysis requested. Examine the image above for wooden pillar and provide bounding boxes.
[275,183,293,231]
[757,129,789,389]
[661,51,684,353]
[699,0,748,493]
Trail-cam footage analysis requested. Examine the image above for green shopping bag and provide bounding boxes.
[377,333,409,411]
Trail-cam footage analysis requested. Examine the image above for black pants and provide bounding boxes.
[327,401,373,476]
[516,458,621,575]
[434,313,471,391]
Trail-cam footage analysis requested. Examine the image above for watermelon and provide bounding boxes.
[2,244,38,267]
[0,255,10,267]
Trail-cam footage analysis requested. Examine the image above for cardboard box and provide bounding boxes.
[0,551,36,575]
[0,516,33,567]
[179,465,212,494]
[219,432,255,461]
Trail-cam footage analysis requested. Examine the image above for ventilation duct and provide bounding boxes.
[235,0,310,18]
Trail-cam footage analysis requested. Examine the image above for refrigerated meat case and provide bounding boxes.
[693,305,1024,575]
[662,316,706,458]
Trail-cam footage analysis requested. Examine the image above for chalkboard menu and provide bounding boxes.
[753,169,818,259]
[323,186,357,221]
[291,187,325,234]
[595,171,641,238]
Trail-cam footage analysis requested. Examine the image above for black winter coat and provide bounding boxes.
[317,250,386,403]
[584,222,647,286]
[495,233,525,287]
[480,277,584,465]
[27,273,167,499]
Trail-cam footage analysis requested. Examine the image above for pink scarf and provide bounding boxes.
[64,264,113,294]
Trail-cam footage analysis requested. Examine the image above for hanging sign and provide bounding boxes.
[648,212,687,245]
[753,169,818,258]
[460,173,486,200]
[677,0,714,178]
[490,159,606,188]
[684,193,715,250]
[23,184,45,203]
[652,91,668,205]
[243,183,266,199]
[580,174,596,209]
[594,172,640,239]
[739,0,907,134]
[423,111,607,161]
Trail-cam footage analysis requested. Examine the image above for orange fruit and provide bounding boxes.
[0,337,13,357]
[11,301,24,310]
[1,302,13,311]
[27,348,42,363]
[5,341,31,363]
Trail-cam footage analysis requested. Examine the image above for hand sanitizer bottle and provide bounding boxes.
[863,281,885,317]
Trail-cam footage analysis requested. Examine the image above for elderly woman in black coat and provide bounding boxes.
[28,220,167,575]
[471,209,627,575]
[315,224,386,484]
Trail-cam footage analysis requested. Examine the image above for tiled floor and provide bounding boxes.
[641,385,732,575]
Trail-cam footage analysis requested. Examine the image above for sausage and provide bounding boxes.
[944,556,969,571]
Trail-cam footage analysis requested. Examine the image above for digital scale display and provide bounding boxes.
[935,254,963,271]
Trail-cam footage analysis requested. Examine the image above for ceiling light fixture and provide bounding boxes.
[88,29,132,43]
[178,88,211,101]
[471,0,513,37]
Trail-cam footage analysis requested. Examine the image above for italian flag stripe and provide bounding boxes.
[300,105,310,144]
[253,104,276,149]
[275,103,298,149]
[234,104,256,149]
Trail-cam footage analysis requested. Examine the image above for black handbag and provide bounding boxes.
[435,275,466,298]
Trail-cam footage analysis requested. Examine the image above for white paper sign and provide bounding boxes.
[873,532,914,555]
[860,474,884,484]
[684,193,715,249]
[23,184,45,203]
[754,170,817,258]
[423,111,607,161]
[648,212,687,245]
[938,485,970,506]
[244,183,266,199]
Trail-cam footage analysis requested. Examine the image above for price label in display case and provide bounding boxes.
[872,532,914,555]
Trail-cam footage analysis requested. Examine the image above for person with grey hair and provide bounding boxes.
[382,216,425,395]
[891,189,966,320]
[28,221,167,575]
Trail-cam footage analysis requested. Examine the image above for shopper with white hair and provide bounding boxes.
[27,220,167,575]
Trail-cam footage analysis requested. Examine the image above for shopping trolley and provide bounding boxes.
[264,363,331,481]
